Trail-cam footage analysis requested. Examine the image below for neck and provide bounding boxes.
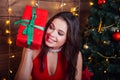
[48,47,62,53]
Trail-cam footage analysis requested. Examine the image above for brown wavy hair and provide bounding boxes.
[39,11,80,80]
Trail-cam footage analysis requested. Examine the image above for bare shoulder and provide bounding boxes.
[75,51,82,80]
[78,51,82,61]
[76,51,82,70]
[77,51,82,66]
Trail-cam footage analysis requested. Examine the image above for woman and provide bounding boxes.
[14,11,82,80]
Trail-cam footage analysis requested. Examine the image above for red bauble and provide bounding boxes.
[112,32,120,41]
[98,0,106,5]
[82,67,94,80]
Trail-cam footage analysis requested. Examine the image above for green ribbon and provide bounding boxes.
[14,7,45,47]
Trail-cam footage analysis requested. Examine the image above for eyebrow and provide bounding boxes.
[50,23,55,27]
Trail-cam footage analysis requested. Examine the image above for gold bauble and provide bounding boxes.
[83,44,89,49]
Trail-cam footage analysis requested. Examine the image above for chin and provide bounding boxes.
[45,41,53,47]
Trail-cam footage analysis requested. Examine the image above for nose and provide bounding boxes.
[50,30,57,37]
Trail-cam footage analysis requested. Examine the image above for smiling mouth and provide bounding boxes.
[46,36,57,43]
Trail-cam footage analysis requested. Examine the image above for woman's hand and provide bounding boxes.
[22,48,34,58]
[14,48,34,80]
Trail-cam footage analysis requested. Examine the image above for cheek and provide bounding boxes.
[45,33,49,41]
[45,29,50,38]
[58,36,66,45]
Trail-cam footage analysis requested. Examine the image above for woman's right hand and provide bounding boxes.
[14,47,41,80]
[14,48,34,80]
[22,47,41,59]
[22,48,34,58]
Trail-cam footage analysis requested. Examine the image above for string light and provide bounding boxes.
[104,70,107,74]
[8,37,12,45]
[10,55,15,58]
[60,0,66,11]
[35,0,40,7]
[31,0,35,6]
[70,7,76,15]
[7,0,13,79]
[106,58,109,62]
[35,2,39,7]
[2,78,6,80]
[90,2,94,6]
[88,56,92,60]
[5,29,10,34]
[88,56,92,62]
[8,7,12,14]
[60,3,66,8]
[9,69,13,74]
[5,20,10,25]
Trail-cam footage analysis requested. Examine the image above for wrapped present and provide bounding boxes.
[15,5,48,50]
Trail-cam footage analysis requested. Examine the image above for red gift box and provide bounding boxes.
[15,5,48,49]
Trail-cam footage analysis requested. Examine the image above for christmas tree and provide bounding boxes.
[81,0,120,80]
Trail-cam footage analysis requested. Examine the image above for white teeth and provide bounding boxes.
[48,38,53,42]
[48,37,56,42]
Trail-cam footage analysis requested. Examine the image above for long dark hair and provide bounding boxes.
[39,11,80,80]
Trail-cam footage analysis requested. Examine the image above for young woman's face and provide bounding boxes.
[45,18,68,49]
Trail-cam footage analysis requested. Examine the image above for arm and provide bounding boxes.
[75,51,83,80]
[14,48,34,80]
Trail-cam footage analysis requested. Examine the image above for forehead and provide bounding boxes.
[52,18,68,32]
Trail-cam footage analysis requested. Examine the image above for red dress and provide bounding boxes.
[31,52,68,80]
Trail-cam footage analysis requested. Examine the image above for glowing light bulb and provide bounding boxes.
[8,38,12,45]
[88,56,92,60]
[90,2,94,6]
[8,7,12,13]
[31,0,35,6]
[70,7,76,12]
[2,78,6,80]
[9,69,13,74]
[60,3,66,8]
[11,55,15,58]
[5,20,10,25]
[106,58,109,62]
[5,29,10,34]
[104,70,107,73]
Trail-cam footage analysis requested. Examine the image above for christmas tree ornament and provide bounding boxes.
[83,44,89,49]
[88,56,92,60]
[98,18,102,32]
[88,56,92,62]
[82,67,94,80]
[106,58,109,62]
[104,70,107,73]
[98,0,106,5]
[112,32,120,41]
[103,40,110,45]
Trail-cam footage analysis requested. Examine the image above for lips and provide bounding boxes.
[46,34,56,43]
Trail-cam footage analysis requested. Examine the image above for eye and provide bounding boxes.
[49,25,54,30]
[48,23,55,30]
[58,31,64,36]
